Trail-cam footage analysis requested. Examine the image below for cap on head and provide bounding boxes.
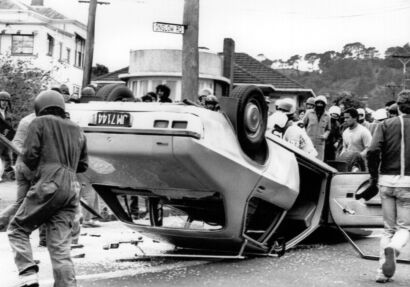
[357,108,365,117]
[314,95,327,105]
[0,91,11,101]
[328,105,341,116]
[306,97,315,105]
[277,98,296,115]
[34,90,65,116]
[372,108,387,121]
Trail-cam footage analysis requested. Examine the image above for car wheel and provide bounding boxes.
[97,83,135,102]
[230,85,268,152]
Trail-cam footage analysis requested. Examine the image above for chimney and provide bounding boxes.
[31,0,44,6]
[223,38,235,95]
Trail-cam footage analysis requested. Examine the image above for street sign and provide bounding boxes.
[153,22,185,34]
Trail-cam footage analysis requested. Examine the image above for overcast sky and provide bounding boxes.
[23,0,410,71]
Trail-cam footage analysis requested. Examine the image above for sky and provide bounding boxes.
[22,0,410,71]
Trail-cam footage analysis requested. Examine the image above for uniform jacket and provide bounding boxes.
[22,115,88,202]
[367,115,410,177]
[302,109,331,146]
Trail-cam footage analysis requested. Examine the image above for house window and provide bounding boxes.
[66,48,71,64]
[11,35,34,55]
[47,34,54,56]
[59,42,63,61]
[74,35,85,68]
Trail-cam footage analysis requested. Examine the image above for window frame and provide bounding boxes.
[47,34,54,57]
[74,34,85,68]
[11,34,34,55]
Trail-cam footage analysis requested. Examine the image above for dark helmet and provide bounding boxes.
[34,90,65,116]
[0,91,11,101]
[205,94,218,104]
[59,84,70,95]
[81,87,96,98]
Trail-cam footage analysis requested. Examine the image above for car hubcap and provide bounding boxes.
[245,102,261,138]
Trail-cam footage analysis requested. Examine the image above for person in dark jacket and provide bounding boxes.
[8,90,88,287]
[366,90,410,283]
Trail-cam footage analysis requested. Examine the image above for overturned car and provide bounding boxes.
[67,85,383,256]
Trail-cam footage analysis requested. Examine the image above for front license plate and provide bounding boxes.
[95,112,131,127]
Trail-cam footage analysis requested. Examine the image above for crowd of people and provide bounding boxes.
[268,94,399,171]
[0,82,409,285]
[268,91,410,283]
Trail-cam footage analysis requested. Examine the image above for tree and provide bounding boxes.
[286,54,301,70]
[0,54,52,128]
[341,42,368,59]
[318,50,338,71]
[92,63,109,78]
[304,52,320,71]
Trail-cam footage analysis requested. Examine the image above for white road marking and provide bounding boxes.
[40,260,209,285]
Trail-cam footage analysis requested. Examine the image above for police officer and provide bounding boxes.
[0,90,15,180]
[8,90,88,287]
[204,94,219,111]
[302,95,331,161]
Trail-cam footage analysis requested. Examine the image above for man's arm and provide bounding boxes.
[366,123,384,179]
[12,114,34,153]
[302,111,309,127]
[21,119,42,171]
[360,128,373,157]
[76,134,88,173]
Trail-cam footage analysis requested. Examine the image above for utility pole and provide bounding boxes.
[385,82,402,100]
[80,0,110,88]
[181,0,199,101]
[392,54,410,90]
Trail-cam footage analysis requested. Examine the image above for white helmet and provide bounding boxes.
[314,95,328,105]
[328,106,341,116]
[357,108,365,118]
[372,108,387,121]
[269,111,288,129]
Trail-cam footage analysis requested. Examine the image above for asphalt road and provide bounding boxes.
[2,181,410,287]
[78,229,410,287]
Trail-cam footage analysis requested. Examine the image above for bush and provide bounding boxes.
[0,54,52,128]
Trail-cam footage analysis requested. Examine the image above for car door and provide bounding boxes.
[329,172,383,227]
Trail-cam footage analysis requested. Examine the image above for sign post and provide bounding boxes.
[181,0,199,102]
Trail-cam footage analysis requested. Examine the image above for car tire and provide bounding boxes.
[230,85,268,152]
[97,84,135,102]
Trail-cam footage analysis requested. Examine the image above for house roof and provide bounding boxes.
[92,53,309,93]
[92,67,129,82]
[233,53,305,90]
[30,7,68,20]
[0,0,23,9]
[0,0,83,24]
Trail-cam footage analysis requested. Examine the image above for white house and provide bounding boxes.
[0,0,87,95]
[119,49,230,101]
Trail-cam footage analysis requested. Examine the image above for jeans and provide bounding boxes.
[378,185,410,272]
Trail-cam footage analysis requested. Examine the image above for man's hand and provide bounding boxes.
[355,178,379,200]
